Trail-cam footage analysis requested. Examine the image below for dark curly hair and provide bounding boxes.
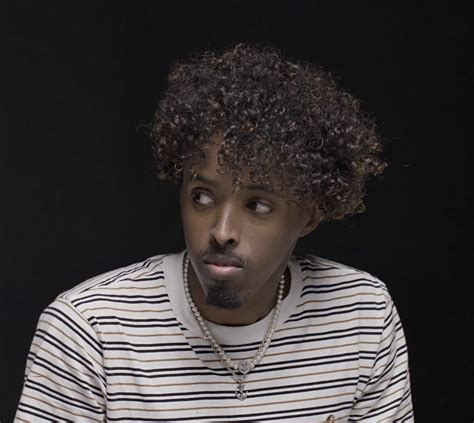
[149,43,387,221]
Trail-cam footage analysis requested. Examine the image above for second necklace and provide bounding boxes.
[182,252,286,401]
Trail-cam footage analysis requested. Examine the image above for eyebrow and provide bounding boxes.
[188,173,275,193]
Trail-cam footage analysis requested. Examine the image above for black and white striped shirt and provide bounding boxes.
[15,250,413,422]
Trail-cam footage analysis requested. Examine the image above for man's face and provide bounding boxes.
[180,138,321,310]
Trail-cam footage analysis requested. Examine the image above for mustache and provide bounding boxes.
[200,246,247,268]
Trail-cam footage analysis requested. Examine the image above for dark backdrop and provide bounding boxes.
[1,1,472,421]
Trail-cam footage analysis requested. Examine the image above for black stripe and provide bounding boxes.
[289,300,385,319]
[75,292,169,302]
[33,356,104,396]
[17,404,72,421]
[95,316,178,323]
[95,321,180,328]
[107,377,361,402]
[107,381,360,402]
[287,305,385,322]
[181,319,383,350]
[373,333,406,369]
[105,401,353,421]
[302,281,383,296]
[74,297,171,307]
[99,326,382,355]
[104,351,361,375]
[103,340,189,347]
[102,346,193,353]
[301,264,340,272]
[399,407,414,421]
[353,389,412,419]
[93,259,165,288]
[181,326,382,354]
[44,306,103,353]
[302,277,380,291]
[272,325,383,343]
[192,329,384,355]
[35,331,104,383]
[83,261,162,289]
[368,350,408,389]
[24,380,103,414]
[105,355,365,379]
[357,369,409,403]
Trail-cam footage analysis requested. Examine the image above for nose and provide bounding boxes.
[209,203,240,247]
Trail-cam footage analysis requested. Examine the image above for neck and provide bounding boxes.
[188,263,291,326]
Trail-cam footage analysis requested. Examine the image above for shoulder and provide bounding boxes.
[295,253,387,286]
[293,253,392,309]
[50,253,175,320]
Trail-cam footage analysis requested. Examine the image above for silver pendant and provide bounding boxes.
[235,382,248,401]
[238,360,251,374]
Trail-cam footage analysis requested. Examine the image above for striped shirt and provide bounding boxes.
[15,250,413,422]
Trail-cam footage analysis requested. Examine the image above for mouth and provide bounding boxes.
[203,261,243,280]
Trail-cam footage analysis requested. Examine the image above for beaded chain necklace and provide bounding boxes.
[182,252,285,400]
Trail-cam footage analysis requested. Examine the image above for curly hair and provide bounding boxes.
[149,43,387,221]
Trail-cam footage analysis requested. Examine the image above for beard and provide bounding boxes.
[205,284,243,309]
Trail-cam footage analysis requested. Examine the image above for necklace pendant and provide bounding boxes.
[238,360,251,374]
[235,382,248,401]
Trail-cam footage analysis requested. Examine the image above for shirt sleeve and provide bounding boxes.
[14,297,106,422]
[349,289,414,422]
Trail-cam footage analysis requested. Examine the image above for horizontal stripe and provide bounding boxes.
[19,393,103,420]
[28,369,106,405]
[23,381,103,413]
[81,306,174,314]
[15,251,412,422]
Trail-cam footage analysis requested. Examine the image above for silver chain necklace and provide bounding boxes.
[182,252,285,401]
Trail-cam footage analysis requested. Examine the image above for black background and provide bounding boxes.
[1,1,472,421]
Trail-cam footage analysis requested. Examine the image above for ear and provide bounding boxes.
[299,202,324,238]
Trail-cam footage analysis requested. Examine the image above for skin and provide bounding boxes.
[180,135,323,326]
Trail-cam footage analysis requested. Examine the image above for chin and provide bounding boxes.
[205,286,244,309]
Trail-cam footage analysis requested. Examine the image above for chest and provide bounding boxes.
[101,328,366,421]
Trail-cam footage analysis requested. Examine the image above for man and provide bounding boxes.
[15,44,413,421]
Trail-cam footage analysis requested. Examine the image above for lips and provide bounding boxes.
[203,255,243,268]
[202,255,243,280]
[204,262,243,279]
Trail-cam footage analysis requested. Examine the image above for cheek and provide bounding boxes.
[181,203,210,252]
[181,202,197,237]
[248,216,299,244]
[243,220,299,262]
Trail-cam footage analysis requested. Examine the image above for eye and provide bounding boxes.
[191,191,214,206]
[247,199,273,215]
